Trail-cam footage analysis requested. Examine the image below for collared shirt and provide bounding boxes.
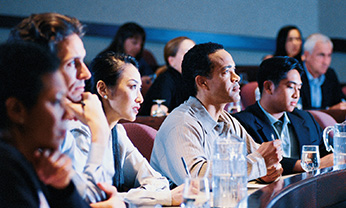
[61,120,171,205]
[150,96,267,186]
[304,63,325,108]
[257,101,299,158]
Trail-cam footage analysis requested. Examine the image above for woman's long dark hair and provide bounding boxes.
[274,25,303,63]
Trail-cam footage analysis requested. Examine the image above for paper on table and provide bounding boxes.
[247,181,268,189]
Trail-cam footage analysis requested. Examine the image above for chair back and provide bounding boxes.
[240,81,258,108]
[122,123,157,161]
[307,110,337,129]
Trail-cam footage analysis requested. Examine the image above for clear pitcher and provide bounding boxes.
[322,121,346,165]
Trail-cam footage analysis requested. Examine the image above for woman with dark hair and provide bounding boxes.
[71,51,183,206]
[0,42,90,207]
[100,22,156,77]
[264,25,303,63]
[139,36,195,116]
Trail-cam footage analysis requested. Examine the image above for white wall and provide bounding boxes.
[0,0,345,81]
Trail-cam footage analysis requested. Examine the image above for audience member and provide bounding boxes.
[8,13,124,207]
[233,57,333,175]
[300,33,346,110]
[99,22,157,78]
[139,36,195,116]
[72,52,182,205]
[0,42,90,207]
[150,42,283,187]
[263,25,303,64]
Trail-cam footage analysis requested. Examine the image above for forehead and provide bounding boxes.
[208,49,235,71]
[118,63,141,84]
[287,29,300,37]
[313,41,332,53]
[57,33,86,63]
[279,69,302,84]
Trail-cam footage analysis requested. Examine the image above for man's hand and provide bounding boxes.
[259,163,283,183]
[171,184,184,206]
[33,149,74,189]
[257,140,283,168]
[329,101,346,110]
[90,183,126,208]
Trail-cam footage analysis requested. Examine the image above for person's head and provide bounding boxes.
[303,33,333,78]
[182,42,240,103]
[8,13,91,103]
[0,42,70,154]
[258,56,303,113]
[89,52,143,122]
[104,22,146,59]
[164,36,195,73]
[274,25,303,61]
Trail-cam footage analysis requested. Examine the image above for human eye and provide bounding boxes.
[66,60,76,68]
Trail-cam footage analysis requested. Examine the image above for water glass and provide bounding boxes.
[301,145,320,172]
[181,177,210,208]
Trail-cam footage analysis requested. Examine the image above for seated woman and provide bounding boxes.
[0,42,91,207]
[69,51,183,205]
[139,36,195,116]
[263,25,303,64]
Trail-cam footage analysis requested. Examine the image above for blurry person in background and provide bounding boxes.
[300,33,346,110]
[140,36,195,116]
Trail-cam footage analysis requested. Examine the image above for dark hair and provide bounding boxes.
[89,51,139,101]
[8,13,85,54]
[181,42,224,99]
[273,25,303,62]
[257,56,303,95]
[101,22,146,60]
[0,41,60,129]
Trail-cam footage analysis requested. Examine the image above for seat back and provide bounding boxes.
[307,110,337,129]
[240,81,258,108]
[122,123,157,161]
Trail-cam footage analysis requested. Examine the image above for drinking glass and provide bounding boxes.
[301,145,320,172]
[152,99,166,117]
[181,177,210,208]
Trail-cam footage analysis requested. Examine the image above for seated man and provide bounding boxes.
[233,57,333,175]
[300,33,346,110]
[150,42,283,186]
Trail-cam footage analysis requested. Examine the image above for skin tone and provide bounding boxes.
[285,29,302,58]
[7,71,74,189]
[150,39,195,115]
[97,63,184,205]
[304,41,346,110]
[259,69,333,172]
[196,49,283,183]
[124,36,143,58]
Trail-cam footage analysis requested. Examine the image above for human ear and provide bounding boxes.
[195,75,209,90]
[96,80,109,99]
[263,80,274,95]
[5,97,27,124]
[168,56,175,68]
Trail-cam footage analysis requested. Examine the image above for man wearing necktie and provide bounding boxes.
[234,56,333,175]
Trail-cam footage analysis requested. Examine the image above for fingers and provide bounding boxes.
[97,183,118,197]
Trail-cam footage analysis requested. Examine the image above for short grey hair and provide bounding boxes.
[303,33,333,54]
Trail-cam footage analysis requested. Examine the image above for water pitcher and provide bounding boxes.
[322,121,346,165]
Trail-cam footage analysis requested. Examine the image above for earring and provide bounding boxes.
[103,95,108,99]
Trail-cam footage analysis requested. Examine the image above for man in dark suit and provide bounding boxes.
[234,57,333,175]
[300,33,346,110]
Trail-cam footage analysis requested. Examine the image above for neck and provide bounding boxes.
[9,129,36,163]
[306,64,320,78]
[259,99,284,120]
[196,95,225,121]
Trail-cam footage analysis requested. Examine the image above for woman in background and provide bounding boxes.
[264,25,303,63]
[139,36,195,116]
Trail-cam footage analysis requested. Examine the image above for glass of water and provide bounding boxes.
[301,145,320,172]
[181,177,210,208]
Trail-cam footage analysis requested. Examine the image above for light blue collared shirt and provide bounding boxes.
[304,63,325,108]
[257,101,292,157]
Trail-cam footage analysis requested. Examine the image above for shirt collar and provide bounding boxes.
[257,101,291,125]
[303,62,325,85]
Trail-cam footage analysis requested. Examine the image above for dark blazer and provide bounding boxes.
[301,67,345,109]
[233,102,329,175]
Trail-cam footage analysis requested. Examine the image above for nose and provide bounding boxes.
[77,62,92,80]
[231,71,240,83]
[136,90,144,104]
[292,87,300,99]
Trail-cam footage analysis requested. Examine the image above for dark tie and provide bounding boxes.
[274,121,283,136]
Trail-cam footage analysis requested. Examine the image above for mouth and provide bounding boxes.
[133,106,140,114]
[290,101,297,106]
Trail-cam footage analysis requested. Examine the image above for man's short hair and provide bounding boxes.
[181,42,224,98]
[257,56,303,94]
[303,33,333,54]
[8,13,85,54]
